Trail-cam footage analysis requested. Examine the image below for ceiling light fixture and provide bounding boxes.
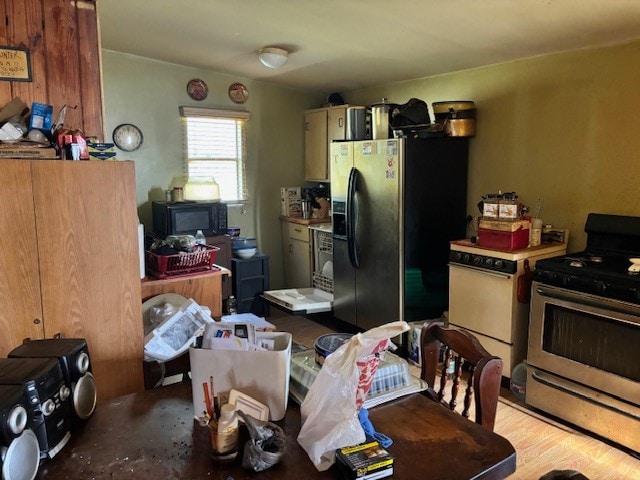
[258,47,288,68]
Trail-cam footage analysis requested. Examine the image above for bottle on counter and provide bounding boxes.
[531,219,543,247]
[226,295,237,315]
[211,403,239,461]
[195,229,206,245]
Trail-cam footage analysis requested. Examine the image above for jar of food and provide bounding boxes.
[499,192,520,220]
[482,193,501,219]
[172,186,184,202]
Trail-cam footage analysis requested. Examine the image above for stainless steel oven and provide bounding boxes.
[526,213,640,453]
[527,282,640,452]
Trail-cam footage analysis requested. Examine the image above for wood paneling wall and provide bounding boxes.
[0,0,104,139]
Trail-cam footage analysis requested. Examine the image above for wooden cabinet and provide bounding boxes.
[0,0,104,139]
[304,105,350,182]
[281,220,312,288]
[0,160,143,401]
[141,269,229,317]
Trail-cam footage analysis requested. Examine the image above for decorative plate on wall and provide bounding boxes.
[187,78,209,101]
[228,82,249,104]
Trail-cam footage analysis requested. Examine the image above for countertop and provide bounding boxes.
[280,215,331,226]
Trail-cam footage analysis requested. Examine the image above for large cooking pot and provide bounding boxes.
[371,98,399,139]
[432,101,476,137]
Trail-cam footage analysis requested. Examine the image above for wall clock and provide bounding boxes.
[228,82,249,104]
[187,78,209,101]
[112,123,143,152]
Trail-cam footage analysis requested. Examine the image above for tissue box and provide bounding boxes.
[88,142,117,161]
[189,331,292,421]
[29,102,53,132]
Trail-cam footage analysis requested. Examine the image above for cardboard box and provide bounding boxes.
[336,441,394,480]
[87,142,117,161]
[189,331,292,421]
[406,318,444,366]
[281,187,302,217]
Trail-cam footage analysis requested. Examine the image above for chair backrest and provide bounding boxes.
[420,321,503,431]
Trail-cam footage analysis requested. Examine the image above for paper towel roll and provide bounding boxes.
[138,223,145,278]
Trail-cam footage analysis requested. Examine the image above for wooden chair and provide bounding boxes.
[420,321,503,431]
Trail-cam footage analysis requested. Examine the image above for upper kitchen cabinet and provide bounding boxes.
[0,0,104,139]
[305,105,350,182]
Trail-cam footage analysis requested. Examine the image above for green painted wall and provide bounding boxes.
[345,40,640,252]
[103,38,640,291]
[101,50,323,288]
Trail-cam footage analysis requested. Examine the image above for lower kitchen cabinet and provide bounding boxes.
[281,220,312,288]
[231,254,270,315]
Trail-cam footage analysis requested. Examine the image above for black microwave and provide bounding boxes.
[151,201,228,238]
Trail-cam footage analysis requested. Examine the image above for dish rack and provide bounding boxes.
[312,230,333,293]
[145,245,220,279]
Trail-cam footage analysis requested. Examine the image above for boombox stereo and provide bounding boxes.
[0,385,40,480]
[9,338,97,430]
[0,358,71,463]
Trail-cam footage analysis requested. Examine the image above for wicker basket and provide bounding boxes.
[145,245,220,279]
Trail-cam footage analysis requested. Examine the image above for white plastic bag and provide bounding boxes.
[297,321,409,471]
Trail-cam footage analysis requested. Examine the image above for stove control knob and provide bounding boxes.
[484,257,493,268]
[454,252,463,262]
[463,254,471,264]
[494,260,503,270]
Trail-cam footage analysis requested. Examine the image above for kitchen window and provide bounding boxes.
[179,106,250,203]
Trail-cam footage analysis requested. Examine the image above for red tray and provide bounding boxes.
[145,245,220,279]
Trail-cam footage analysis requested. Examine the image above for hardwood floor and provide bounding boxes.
[268,313,640,480]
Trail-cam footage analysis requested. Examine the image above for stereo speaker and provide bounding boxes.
[9,339,97,429]
[0,385,40,480]
[0,358,71,462]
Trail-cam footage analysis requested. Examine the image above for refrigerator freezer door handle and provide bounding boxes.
[347,167,360,268]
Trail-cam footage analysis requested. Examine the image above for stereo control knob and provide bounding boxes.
[77,352,90,374]
[60,385,71,401]
[42,399,56,416]
[8,405,28,435]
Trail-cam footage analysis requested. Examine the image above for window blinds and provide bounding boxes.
[180,107,249,202]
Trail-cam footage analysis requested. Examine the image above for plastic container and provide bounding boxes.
[510,362,527,401]
[211,403,239,461]
[195,229,206,245]
[145,244,220,278]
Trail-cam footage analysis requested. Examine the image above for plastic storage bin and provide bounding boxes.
[289,350,413,406]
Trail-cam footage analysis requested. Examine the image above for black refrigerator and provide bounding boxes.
[330,138,469,330]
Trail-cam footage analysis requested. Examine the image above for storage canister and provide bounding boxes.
[346,106,367,140]
[370,98,398,140]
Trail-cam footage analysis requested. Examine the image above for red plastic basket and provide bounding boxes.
[145,244,220,279]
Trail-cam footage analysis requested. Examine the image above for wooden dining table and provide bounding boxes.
[36,381,516,480]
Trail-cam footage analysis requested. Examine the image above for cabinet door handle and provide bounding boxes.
[294,228,302,233]
[33,318,41,325]
[289,245,293,253]
[339,118,344,128]
[305,122,309,131]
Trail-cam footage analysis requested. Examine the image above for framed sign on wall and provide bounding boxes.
[0,46,32,82]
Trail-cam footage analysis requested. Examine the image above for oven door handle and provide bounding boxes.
[534,284,640,319]
[448,263,513,280]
